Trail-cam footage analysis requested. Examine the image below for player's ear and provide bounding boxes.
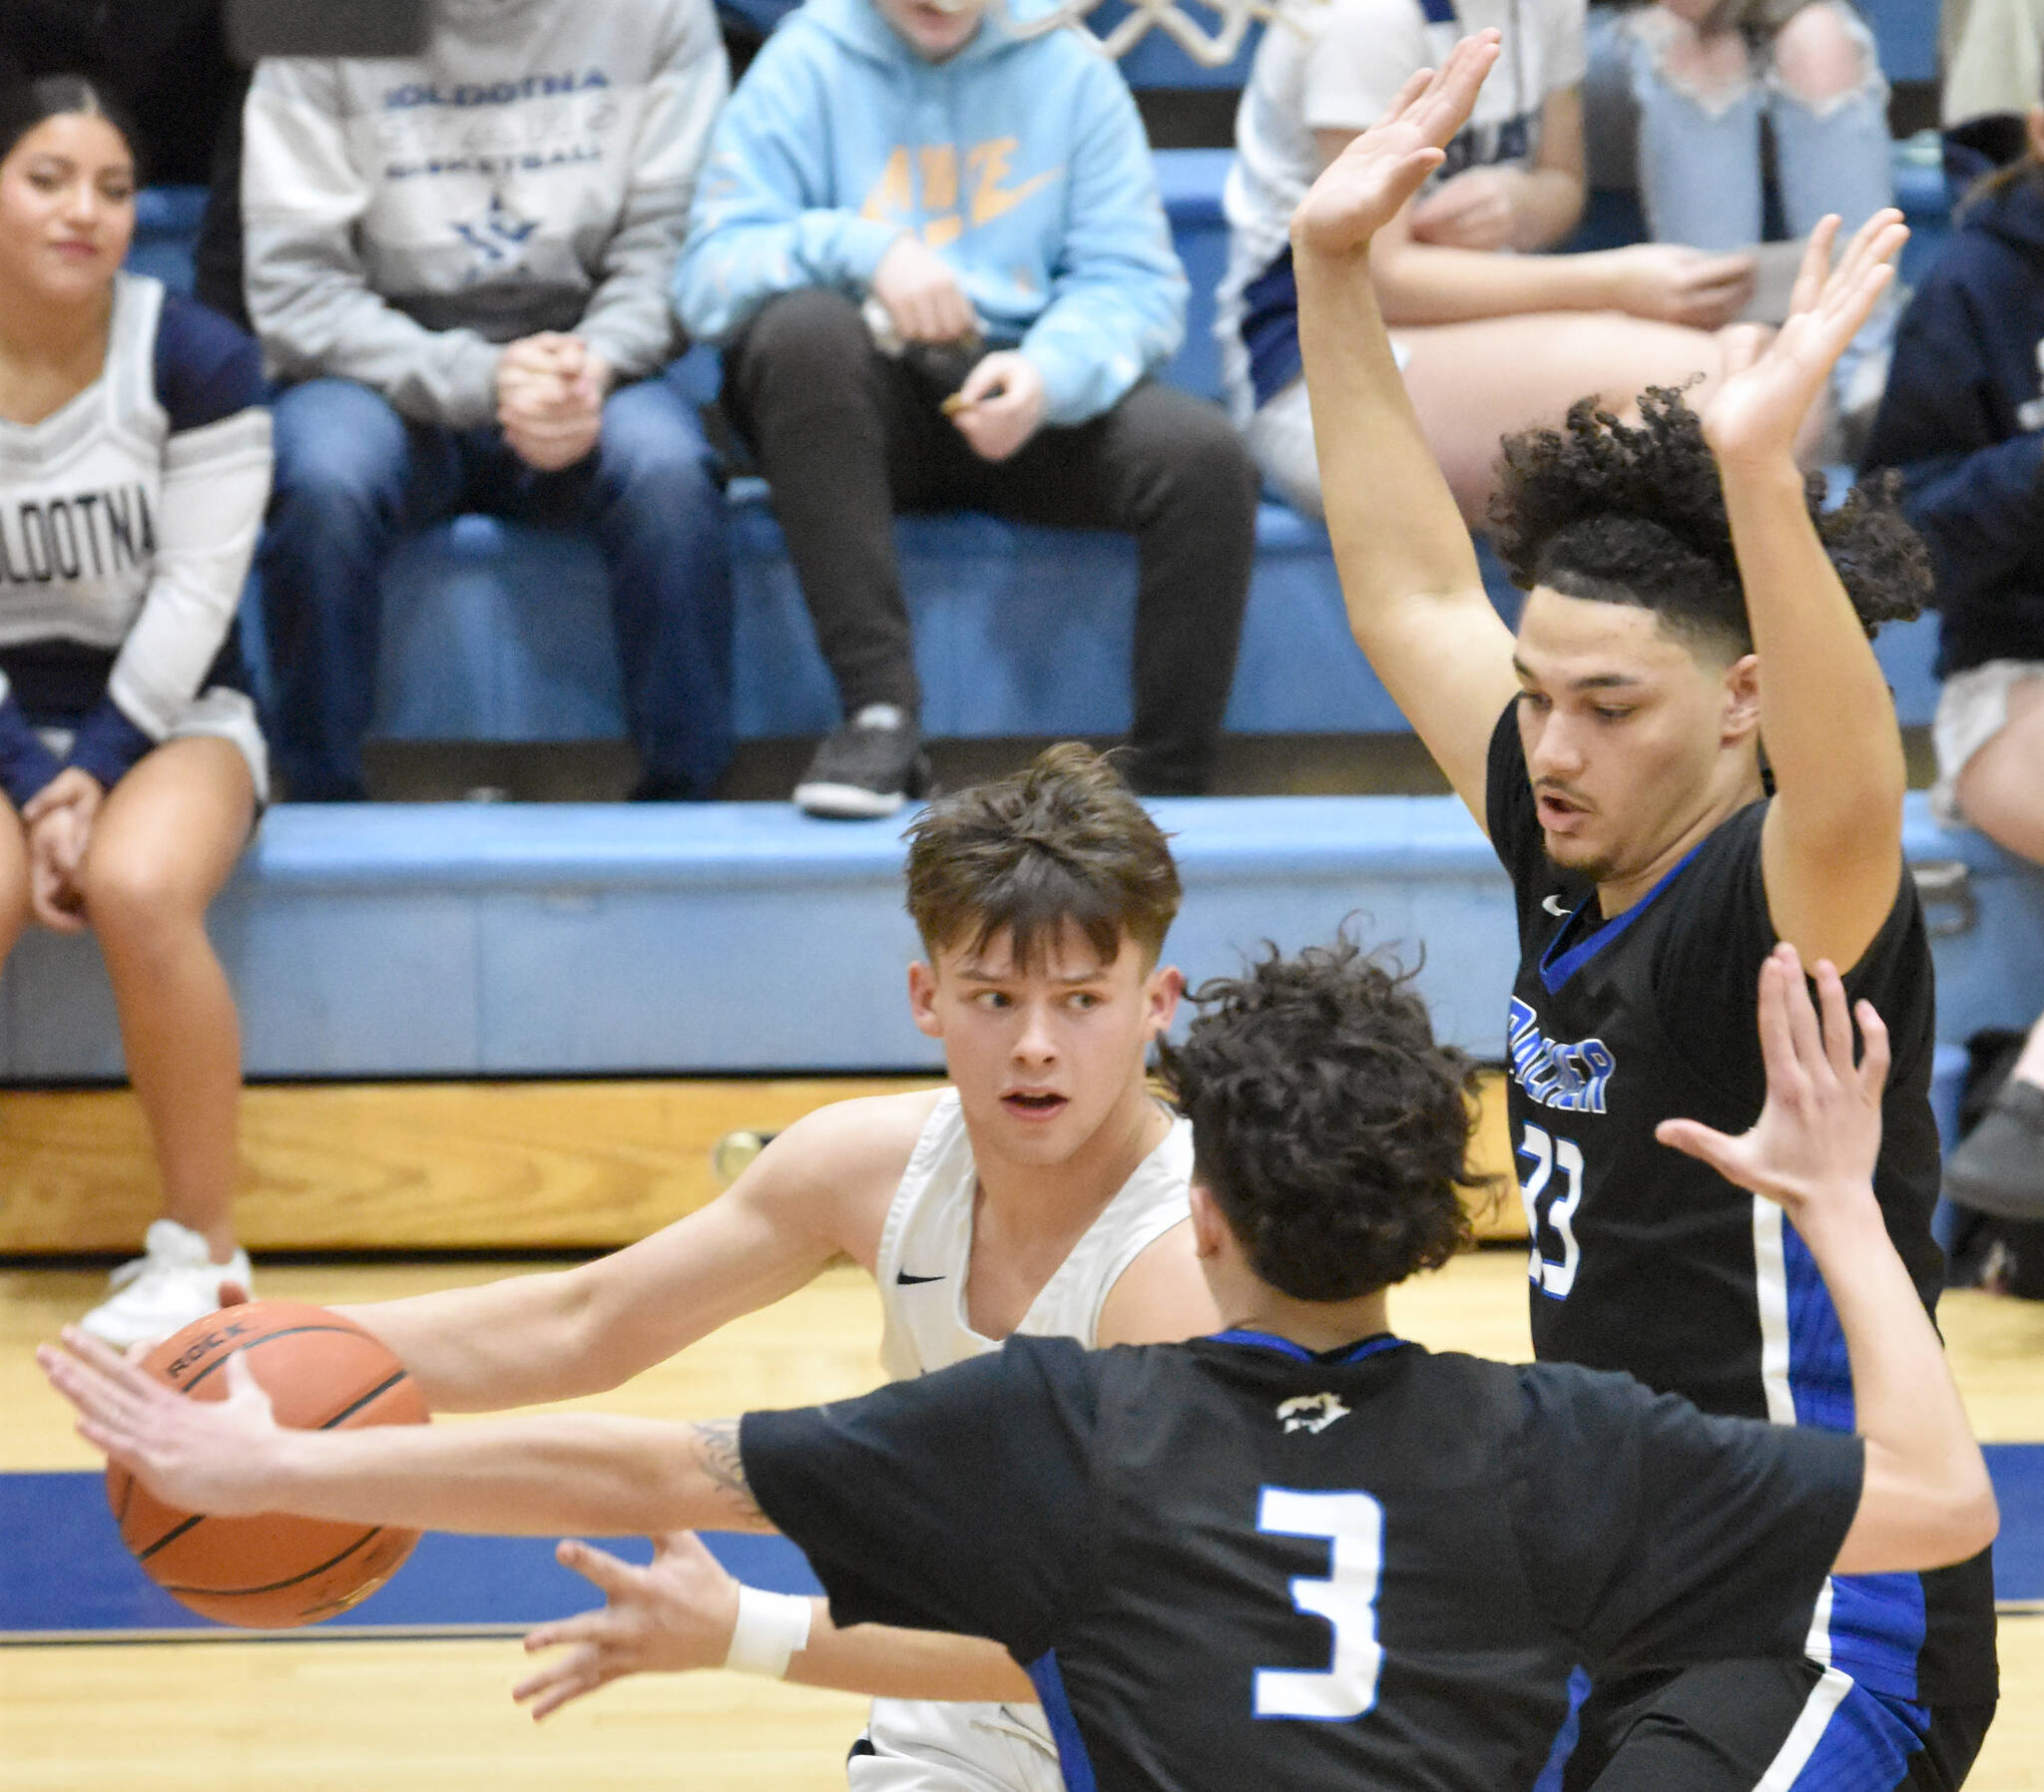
[1145,963,1184,1039]
[1720,651,1762,746]
[907,959,943,1040]
[1188,1182,1228,1260]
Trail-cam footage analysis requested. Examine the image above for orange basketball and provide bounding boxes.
[105,1300,429,1629]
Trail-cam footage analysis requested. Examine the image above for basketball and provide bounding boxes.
[105,1301,429,1629]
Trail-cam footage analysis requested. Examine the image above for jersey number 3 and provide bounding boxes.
[1254,1488,1384,1720]
[1517,1121,1582,1300]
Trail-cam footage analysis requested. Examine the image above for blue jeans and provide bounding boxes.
[1585,2,1896,397]
[1588,2,1893,249]
[258,370,733,800]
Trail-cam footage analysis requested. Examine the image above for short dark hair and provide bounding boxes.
[903,742,1181,969]
[1487,388,1930,659]
[1159,939,1485,1302]
[0,76,142,179]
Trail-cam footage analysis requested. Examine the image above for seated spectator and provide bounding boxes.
[675,0,1259,816]
[1219,0,1752,526]
[1862,105,2044,1234]
[1584,1,1896,415]
[0,78,269,1341]
[243,0,733,803]
[0,0,248,325]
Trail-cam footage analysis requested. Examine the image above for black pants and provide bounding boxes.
[1560,1659,1994,1792]
[723,286,1260,793]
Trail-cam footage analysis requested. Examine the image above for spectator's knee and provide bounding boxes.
[1769,1,1881,110]
[600,399,723,511]
[269,381,410,519]
[1170,405,1262,524]
[737,287,871,388]
[1639,6,1755,109]
[77,843,200,951]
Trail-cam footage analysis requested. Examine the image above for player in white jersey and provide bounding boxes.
[272,742,1220,1788]
[0,77,271,1346]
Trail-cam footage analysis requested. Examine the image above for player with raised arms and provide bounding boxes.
[153,742,1219,1791]
[1291,33,1995,1788]
[43,936,1999,1792]
[0,75,270,1347]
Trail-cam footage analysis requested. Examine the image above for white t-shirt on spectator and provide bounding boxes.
[1216,0,1588,423]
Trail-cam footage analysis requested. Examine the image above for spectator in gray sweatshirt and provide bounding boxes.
[243,0,733,801]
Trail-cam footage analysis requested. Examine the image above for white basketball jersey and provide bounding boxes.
[854,1091,1192,1792]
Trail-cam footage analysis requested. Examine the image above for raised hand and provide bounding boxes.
[1698,209,1906,467]
[37,1328,287,1517]
[514,1532,743,1719]
[1290,31,1502,259]
[1655,943,1888,1231]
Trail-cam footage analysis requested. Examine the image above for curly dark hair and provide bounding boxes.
[1487,388,1931,657]
[1158,939,1487,1303]
[903,742,1181,970]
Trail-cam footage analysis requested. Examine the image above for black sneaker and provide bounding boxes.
[793,706,930,819]
[1944,1078,2044,1222]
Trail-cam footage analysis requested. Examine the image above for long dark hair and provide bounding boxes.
[0,75,142,181]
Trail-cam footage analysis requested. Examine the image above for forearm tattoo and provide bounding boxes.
[695,1418,763,1523]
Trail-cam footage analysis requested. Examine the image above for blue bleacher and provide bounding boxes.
[5,791,2036,1081]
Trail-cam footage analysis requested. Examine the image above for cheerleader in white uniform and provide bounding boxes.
[0,77,271,1344]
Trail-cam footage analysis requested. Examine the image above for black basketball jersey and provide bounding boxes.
[1483,704,1996,1706]
[744,1330,1862,1792]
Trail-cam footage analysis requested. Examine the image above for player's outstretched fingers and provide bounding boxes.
[1417,32,1501,142]
[1752,948,1811,1106]
[1654,1114,1739,1178]
[1370,65,1436,132]
[1854,998,1891,1102]
[1833,207,1906,291]
[1787,216,1840,318]
[513,1641,613,1721]
[1811,959,1858,1086]
[1775,943,1828,1085]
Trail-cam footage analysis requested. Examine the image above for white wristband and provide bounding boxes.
[724,1584,814,1678]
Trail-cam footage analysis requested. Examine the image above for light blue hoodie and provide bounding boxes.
[673,0,1187,426]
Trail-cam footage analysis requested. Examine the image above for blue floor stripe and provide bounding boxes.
[3,1448,2040,1640]
[1986,1445,2044,1609]
[0,1472,820,1640]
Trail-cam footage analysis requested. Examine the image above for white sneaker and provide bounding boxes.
[79,1219,254,1349]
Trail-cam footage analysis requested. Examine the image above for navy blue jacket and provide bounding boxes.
[1862,173,2044,677]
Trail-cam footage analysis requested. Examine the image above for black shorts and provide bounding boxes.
[1558,1659,1994,1792]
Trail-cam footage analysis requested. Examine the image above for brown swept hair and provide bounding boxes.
[903,743,1181,969]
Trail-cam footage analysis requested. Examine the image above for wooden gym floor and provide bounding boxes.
[0,1071,2039,1789]
[4,1254,2041,1790]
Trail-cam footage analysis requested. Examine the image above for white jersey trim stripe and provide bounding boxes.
[1752,1665,1853,1792]
[1753,1196,1796,1426]
[1803,1576,1835,1671]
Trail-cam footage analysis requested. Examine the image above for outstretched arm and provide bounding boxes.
[1697,214,1916,973]
[324,1096,920,1412]
[1657,947,1997,1575]
[40,1332,773,1539]
[512,1535,1032,1720]
[1291,34,1521,822]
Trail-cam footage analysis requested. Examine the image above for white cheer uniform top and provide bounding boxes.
[0,272,270,806]
[853,1089,1193,1792]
